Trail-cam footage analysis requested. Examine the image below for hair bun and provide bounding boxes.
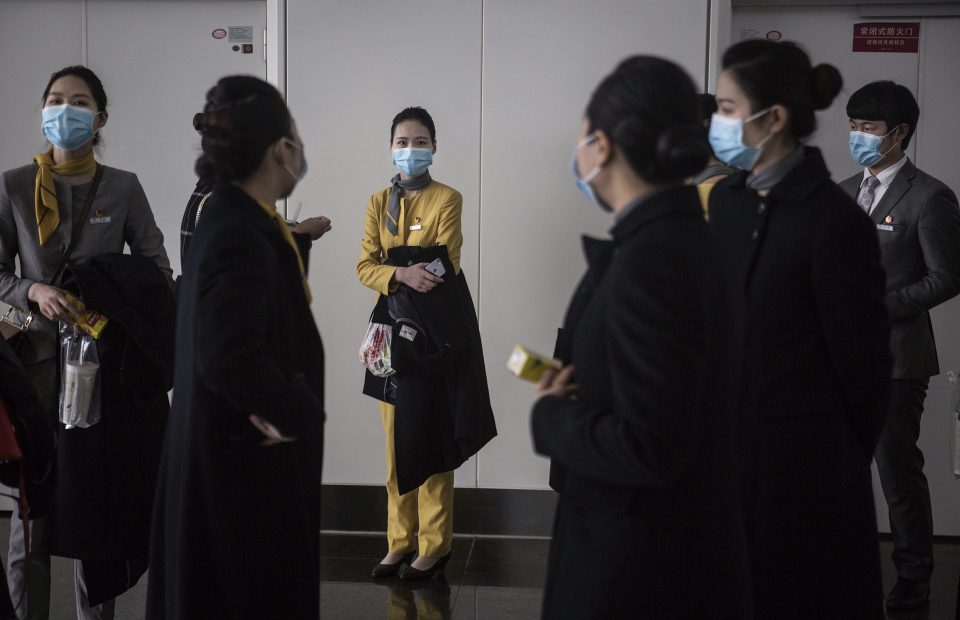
[651,125,709,183]
[193,111,231,139]
[810,63,843,110]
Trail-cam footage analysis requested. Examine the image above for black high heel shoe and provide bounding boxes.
[371,550,415,579]
[398,552,451,581]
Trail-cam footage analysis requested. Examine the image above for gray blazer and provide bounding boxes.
[0,163,172,363]
[840,158,960,379]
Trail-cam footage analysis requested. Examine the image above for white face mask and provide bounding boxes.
[279,138,307,198]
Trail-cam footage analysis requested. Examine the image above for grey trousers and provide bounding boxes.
[5,358,115,620]
[7,511,114,620]
[875,378,934,582]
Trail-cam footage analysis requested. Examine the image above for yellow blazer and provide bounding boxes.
[357,180,463,295]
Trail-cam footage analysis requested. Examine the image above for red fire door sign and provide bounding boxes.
[853,22,920,53]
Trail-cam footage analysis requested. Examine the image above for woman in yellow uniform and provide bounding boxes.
[357,107,467,581]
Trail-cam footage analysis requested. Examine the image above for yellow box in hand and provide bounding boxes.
[507,345,562,383]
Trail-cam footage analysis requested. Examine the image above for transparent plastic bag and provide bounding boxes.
[59,322,101,429]
[359,322,396,378]
[949,370,960,478]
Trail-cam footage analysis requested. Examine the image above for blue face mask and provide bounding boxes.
[392,147,433,177]
[571,133,610,212]
[708,108,772,170]
[849,128,896,167]
[41,104,99,150]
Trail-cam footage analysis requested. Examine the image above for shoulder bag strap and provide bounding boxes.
[49,164,105,286]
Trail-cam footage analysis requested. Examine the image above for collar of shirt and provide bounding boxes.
[862,154,909,190]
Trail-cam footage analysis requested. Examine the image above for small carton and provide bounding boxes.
[506,345,562,383]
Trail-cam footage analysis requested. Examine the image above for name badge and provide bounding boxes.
[399,325,418,342]
[90,216,112,225]
[408,224,422,231]
[877,224,894,232]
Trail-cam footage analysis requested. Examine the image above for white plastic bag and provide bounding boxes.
[59,323,101,429]
[359,322,396,378]
[949,370,960,478]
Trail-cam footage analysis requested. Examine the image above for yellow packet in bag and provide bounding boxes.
[64,293,109,340]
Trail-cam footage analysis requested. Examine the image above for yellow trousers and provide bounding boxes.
[380,402,454,557]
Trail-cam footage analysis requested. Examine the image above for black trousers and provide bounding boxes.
[874,378,933,582]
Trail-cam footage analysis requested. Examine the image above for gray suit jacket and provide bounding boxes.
[0,163,172,363]
[840,158,960,379]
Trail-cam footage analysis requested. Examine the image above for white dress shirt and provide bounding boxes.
[861,154,909,215]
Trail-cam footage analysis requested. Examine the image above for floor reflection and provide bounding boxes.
[383,579,452,620]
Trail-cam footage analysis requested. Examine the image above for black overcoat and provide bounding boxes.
[531,186,752,619]
[146,184,325,620]
[49,253,174,604]
[363,245,496,494]
[709,147,891,620]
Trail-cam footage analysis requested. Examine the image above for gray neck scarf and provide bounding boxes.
[691,163,735,185]
[386,171,433,235]
[746,146,805,192]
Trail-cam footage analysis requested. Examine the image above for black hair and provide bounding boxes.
[585,55,709,184]
[846,80,919,149]
[698,93,718,124]
[697,93,719,154]
[193,75,291,183]
[42,65,108,145]
[390,107,436,143]
[721,39,842,141]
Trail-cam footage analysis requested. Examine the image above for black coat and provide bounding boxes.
[709,147,891,619]
[531,186,751,619]
[0,337,55,516]
[363,245,496,494]
[49,254,174,604]
[147,185,325,620]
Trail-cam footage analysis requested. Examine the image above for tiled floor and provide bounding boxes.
[320,534,547,619]
[0,517,956,619]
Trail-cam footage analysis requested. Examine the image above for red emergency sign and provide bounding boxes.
[853,22,920,53]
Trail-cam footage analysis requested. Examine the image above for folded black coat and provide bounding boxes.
[363,245,496,494]
[50,253,174,606]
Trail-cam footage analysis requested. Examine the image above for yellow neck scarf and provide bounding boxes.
[256,200,312,304]
[33,150,97,246]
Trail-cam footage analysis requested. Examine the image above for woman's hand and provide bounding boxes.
[394,263,443,293]
[535,366,578,401]
[293,216,332,240]
[249,414,296,446]
[27,283,79,324]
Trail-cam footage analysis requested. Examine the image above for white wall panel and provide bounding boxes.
[477,0,711,488]
[286,0,483,486]
[86,0,268,278]
[0,1,83,176]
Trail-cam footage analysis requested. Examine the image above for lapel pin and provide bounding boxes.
[884,215,894,224]
[95,209,106,217]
